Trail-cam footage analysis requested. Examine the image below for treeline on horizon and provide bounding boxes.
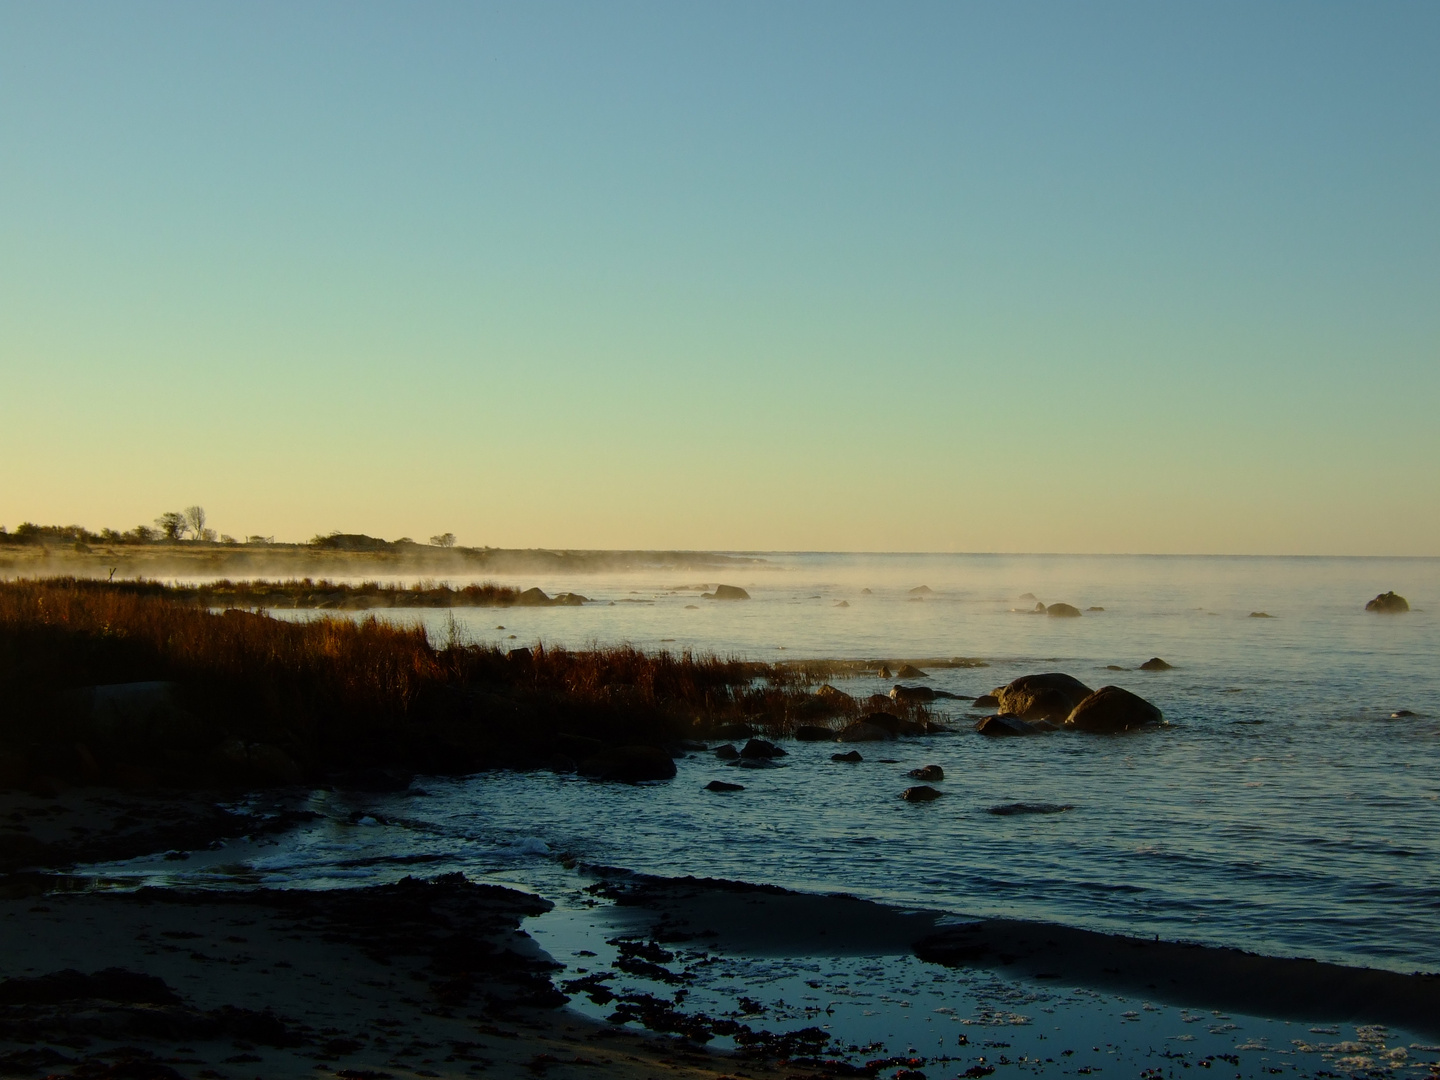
[0,512,461,552]
[0,578,889,795]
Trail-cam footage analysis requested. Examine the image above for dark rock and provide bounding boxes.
[1391,709,1416,718]
[739,738,786,760]
[974,714,1045,737]
[971,693,1000,709]
[506,646,533,662]
[908,765,944,782]
[890,684,937,704]
[831,750,864,763]
[901,785,942,802]
[1032,602,1046,613]
[702,585,750,601]
[551,592,590,606]
[1046,603,1082,618]
[714,744,739,760]
[863,711,926,737]
[577,746,677,783]
[836,720,895,743]
[995,673,1093,722]
[712,722,755,740]
[1088,606,1105,611]
[815,684,856,709]
[877,664,893,679]
[1366,591,1410,613]
[1065,685,1164,733]
[794,725,836,742]
[988,802,1074,816]
[1249,611,1273,618]
[1139,657,1172,671]
[704,781,744,793]
[517,587,551,606]
[895,663,928,678]
[1105,664,1126,671]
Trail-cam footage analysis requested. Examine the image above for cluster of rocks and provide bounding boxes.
[973,673,1163,735]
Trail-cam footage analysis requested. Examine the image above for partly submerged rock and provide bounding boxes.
[971,693,1000,709]
[835,600,850,608]
[815,684,856,709]
[996,673,1093,722]
[908,764,944,782]
[578,745,677,783]
[988,802,1074,816]
[1139,657,1172,671]
[836,720,895,743]
[1249,611,1274,618]
[901,785,943,802]
[877,664,893,679]
[1046,603,1082,618]
[909,585,933,595]
[794,724,837,742]
[739,738,786,760]
[702,584,750,601]
[1087,606,1105,612]
[712,722,754,741]
[974,714,1045,737]
[713,744,739,760]
[1065,686,1164,733]
[862,711,927,737]
[704,780,745,792]
[895,663,929,678]
[1366,591,1410,613]
[831,750,864,763]
[517,587,551,606]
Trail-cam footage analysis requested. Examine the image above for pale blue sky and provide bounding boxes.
[2,2,1436,553]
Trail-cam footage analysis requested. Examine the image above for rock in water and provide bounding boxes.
[815,684,856,709]
[578,746,677,783]
[704,780,744,792]
[1046,603,1082,618]
[971,693,1000,709]
[794,725,836,742]
[702,584,750,600]
[836,720,895,743]
[712,722,754,740]
[517,587,551,606]
[1249,611,1274,618]
[901,785,943,802]
[831,750,864,762]
[909,585,933,595]
[739,738,786,759]
[1139,657,1172,671]
[1065,686,1164,733]
[996,673,1093,722]
[714,744,739,760]
[895,663,929,678]
[908,764,944,782]
[1366,591,1410,613]
[974,714,1044,736]
[877,664,893,679]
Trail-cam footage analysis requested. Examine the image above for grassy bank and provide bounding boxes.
[76,577,545,609]
[0,579,892,793]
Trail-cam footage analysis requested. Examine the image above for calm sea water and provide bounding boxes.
[122,555,1440,975]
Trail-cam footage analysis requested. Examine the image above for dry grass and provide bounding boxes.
[0,579,891,790]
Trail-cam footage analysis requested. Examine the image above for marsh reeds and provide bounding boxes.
[0,579,890,790]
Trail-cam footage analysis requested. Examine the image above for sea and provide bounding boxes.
[76,554,1440,1071]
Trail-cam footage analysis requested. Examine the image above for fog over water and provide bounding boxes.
[137,555,1440,974]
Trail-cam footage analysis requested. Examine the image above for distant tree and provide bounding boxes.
[246,535,274,545]
[100,527,122,543]
[220,534,237,544]
[183,506,207,541]
[155,512,187,541]
[430,532,456,548]
[127,524,157,543]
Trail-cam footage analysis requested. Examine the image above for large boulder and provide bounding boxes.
[1065,686,1163,733]
[895,664,928,678]
[579,746,677,783]
[1046,603,1082,618]
[517,587,551,606]
[1366,591,1410,614]
[1139,657,1172,671]
[702,585,750,601]
[831,750,864,763]
[995,673,1093,722]
[836,720,894,743]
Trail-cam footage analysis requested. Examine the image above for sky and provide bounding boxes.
[1,1,1437,555]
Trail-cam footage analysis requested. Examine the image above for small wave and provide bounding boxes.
[987,803,1075,816]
